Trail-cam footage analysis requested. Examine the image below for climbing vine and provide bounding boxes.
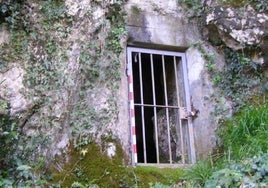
[192,41,266,114]
[0,0,127,186]
[177,0,203,17]
[217,48,264,108]
[218,0,268,12]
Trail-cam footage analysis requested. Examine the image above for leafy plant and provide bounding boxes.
[217,100,268,160]
[183,160,214,187]
[0,0,71,186]
[0,159,49,187]
[205,153,268,187]
[213,48,263,111]
[0,0,128,187]
[0,0,27,29]
[0,110,50,187]
[218,0,268,12]
[107,26,126,55]
[191,42,217,73]
[39,0,66,22]
[0,102,19,169]
[106,2,127,55]
[183,98,268,187]
[178,0,203,17]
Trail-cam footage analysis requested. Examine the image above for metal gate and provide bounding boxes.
[127,47,196,165]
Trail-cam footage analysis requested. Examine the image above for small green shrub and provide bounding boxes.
[217,101,268,160]
[205,153,268,187]
[183,160,214,187]
[0,112,50,187]
[0,114,18,168]
[0,0,26,29]
[188,98,268,187]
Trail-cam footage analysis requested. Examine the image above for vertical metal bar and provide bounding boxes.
[139,53,147,163]
[181,54,196,164]
[127,49,138,165]
[174,56,185,164]
[162,55,172,163]
[150,54,159,163]
[128,47,195,165]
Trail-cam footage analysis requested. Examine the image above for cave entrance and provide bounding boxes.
[127,47,196,165]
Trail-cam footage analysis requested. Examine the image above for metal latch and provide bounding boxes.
[180,107,188,119]
[180,106,199,120]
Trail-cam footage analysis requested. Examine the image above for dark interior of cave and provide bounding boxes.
[132,52,174,163]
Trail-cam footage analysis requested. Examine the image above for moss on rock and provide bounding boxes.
[50,141,185,187]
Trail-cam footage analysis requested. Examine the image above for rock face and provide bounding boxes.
[0,0,266,165]
[0,0,127,162]
[204,5,268,64]
[0,67,28,115]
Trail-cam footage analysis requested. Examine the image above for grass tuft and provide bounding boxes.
[218,100,268,160]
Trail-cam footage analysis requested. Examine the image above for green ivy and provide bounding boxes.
[106,2,127,55]
[0,0,127,186]
[195,43,265,112]
[191,42,217,73]
[217,48,263,109]
[0,0,71,186]
[0,0,26,29]
[218,0,268,12]
[205,153,268,187]
[39,0,66,22]
[0,114,18,167]
[0,103,50,187]
[178,0,203,17]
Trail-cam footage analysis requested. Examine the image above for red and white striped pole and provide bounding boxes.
[128,75,137,164]
[127,50,138,165]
